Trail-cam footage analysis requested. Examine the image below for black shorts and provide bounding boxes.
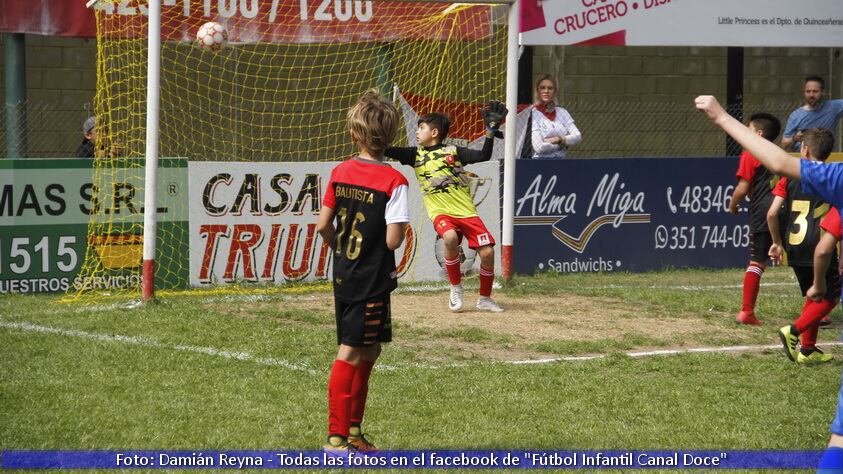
[792,265,842,300]
[335,293,392,347]
[749,231,773,264]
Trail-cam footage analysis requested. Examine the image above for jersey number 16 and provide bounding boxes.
[335,208,366,260]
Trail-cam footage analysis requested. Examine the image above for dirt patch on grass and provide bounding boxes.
[248,291,716,362]
[391,292,711,344]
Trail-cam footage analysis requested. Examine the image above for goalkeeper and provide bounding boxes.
[385,101,507,313]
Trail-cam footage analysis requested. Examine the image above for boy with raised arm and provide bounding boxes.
[696,95,843,473]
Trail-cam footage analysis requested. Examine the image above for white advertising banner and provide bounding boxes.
[188,161,500,287]
[520,0,843,47]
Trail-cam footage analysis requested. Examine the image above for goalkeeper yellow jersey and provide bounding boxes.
[385,139,494,220]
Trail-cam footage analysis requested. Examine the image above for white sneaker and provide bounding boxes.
[448,285,464,312]
[476,296,504,313]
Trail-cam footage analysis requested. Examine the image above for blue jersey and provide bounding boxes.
[801,161,843,437]
[801,160,843,212]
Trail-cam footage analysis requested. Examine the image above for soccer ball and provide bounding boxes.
[195,22,228,52]
[434,235,477,278]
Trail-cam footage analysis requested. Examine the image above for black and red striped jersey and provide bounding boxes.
[323,157,410,302]
[773,177,832,266]
[736,150,777,233]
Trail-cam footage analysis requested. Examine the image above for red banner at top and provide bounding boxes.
[0,0,96,37]
[0,0,491,42]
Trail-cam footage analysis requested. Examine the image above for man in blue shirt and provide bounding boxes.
[696,94,843,473]
[782,75,843,152]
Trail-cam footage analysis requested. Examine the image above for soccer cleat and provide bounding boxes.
[778,325,799,362]
[820,316,832,327]
[448,285,464,312]
[736,310,762,326]
[797,348,833,365]
[348,433,378,452]
[476,296,504,313]
[323,440,358,453]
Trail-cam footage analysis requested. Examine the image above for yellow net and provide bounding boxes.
[69,0,507,300]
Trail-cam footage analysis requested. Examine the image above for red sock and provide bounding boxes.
[444,255,461,286]
[350,359,375,426]
[479,265,494,297]
[802,325,819,351]
[800,297,812,314]
[327,359,355,438]
[794,298,837,333]
[741,263,764,312]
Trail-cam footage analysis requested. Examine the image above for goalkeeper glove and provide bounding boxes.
[481,100,508,134]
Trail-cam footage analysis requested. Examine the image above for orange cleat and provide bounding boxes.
[347,433,378,452]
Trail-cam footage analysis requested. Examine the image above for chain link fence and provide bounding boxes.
[562,100,825,158]
[1,102,93,159]
[3,100,840,159]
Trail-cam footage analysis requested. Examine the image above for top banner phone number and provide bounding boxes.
[666,185,737,214]
[100,0,375,23]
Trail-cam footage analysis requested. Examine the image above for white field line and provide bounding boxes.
[508,342,843,365]
[3,319,839,372]
[395,281,502,294]
[196,294,271,303]
[49,300,145,314]
[0,320,316,374]
[581,281,795,291]
[398,280,793,294]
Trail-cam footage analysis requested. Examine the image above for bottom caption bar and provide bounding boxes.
[0,450,834,469]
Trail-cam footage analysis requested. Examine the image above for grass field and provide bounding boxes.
[2,266,842,472]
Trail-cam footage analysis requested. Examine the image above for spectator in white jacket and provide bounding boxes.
[517,74,582,159]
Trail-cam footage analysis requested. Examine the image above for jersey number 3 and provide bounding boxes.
[788,200,810,246]
[788,200,830,246]
[335,208,366,260]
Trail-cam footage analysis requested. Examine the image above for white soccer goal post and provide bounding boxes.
[88,0,520,301]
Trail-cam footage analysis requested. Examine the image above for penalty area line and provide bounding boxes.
[507,341,843,365]
[579,282,795,291]
[0,320,316,374]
